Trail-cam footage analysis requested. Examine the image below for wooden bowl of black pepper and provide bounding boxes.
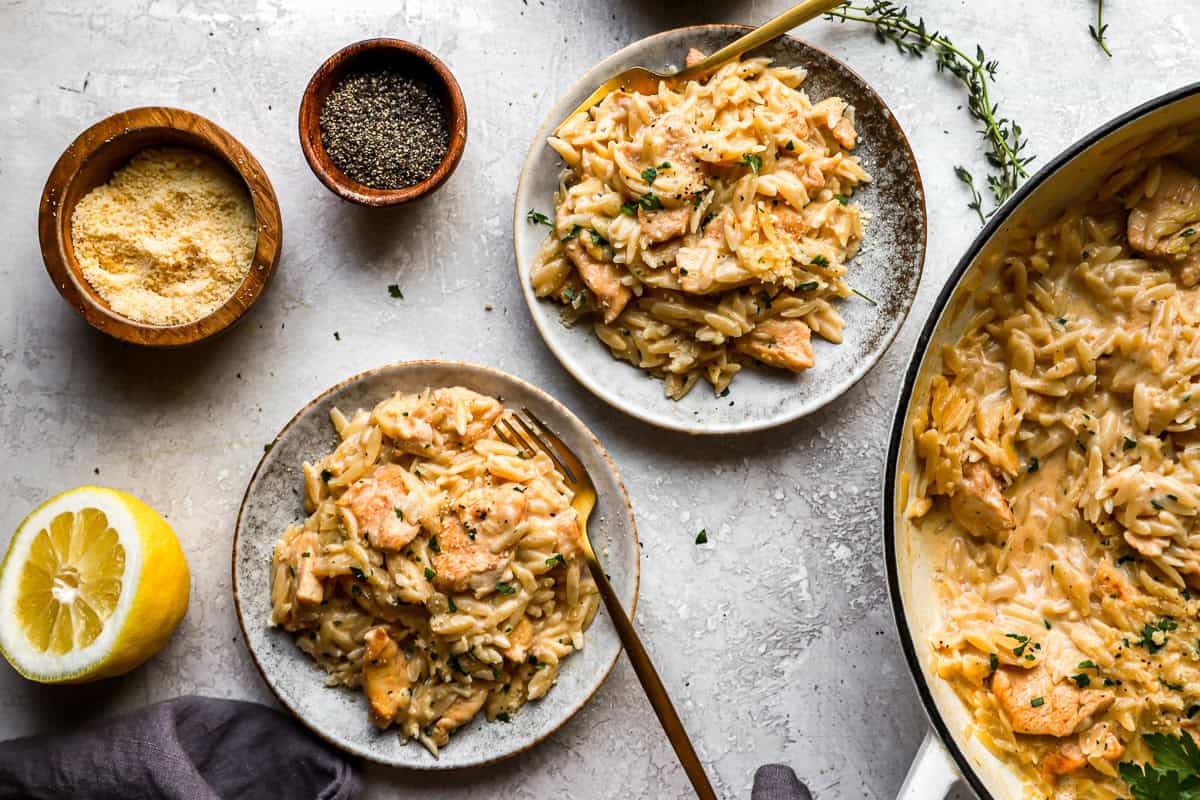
[299,39,467,206]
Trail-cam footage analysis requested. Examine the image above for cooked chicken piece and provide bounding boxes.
[564,239,631,323]
[949,461,1016,539]
[362,627,411,727]
[551,507,583,560]
[778,157,826,193]
[1041,742,1087,778]
[429,387,504,444]
[337,464,422,551]
[432,486,526,596]
[372,396,435,453]
[735,319,815,372]
[1128,161,1200,259]
[458,485,527,540]
[639,206,691,244]
[1080,721,1125,762]
[622,107,707,194]
[992,665,1114,737]
[286,530,324,606]
[500,617,534,663]
[430,688,489,748]
[432,515,510,595]
[1041,722,1125,780]
[832,116,857,150]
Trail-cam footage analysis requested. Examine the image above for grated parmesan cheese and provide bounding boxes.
[70,147,256,326]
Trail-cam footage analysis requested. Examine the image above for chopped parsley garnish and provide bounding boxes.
[1078,660,1098,670]
[740,152,763,174]
[333,331,340,341]
[424,567,435,581]
[1005,633,1031,658]
[620,200,638,216]
[1124,436,1138,451]
[1117,553,1136,566]
[833,194,849,205]
[590,230,608,246]
[1183,228,1197,238]
[495,582,517,595]
[447,596,457,613]
[495,712,511,723]
[1030,696,1045,708]
[428,536,440,554]
[1136,618,1177,654]
[1043,618,1052,629]
[811,254,830,267]
[641,166,658,184]
[349,566,366,581]
[562,224,582,241]
[546,554,566,568]
[639,192,663,211]
[1152,498,1165,511]
[796,281,819,291]
[989,653,999,672]
[1070,672,1091,688]
[526,209,552,226]
[1028,457,1040,474]
[387,284,404,299]
[320,469,333,482]
[695,528,708,545]
[394,507,403,520]
[785,140,795,151]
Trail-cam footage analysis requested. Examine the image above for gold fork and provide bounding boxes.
[554,0,845,135]
[496,409,718,800]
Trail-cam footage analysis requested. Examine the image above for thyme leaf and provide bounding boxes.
[824,2,1035,220]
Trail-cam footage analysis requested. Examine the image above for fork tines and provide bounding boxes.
[495,409,578,484]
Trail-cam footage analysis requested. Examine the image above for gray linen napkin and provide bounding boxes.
[752,764,814,800]
[0,695,363,800]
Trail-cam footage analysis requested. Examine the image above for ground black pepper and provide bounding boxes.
[320,69,450,190]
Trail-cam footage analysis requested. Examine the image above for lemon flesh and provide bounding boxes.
[0,487,189,683]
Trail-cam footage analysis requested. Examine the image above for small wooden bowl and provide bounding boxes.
[298,38,467,206]
[38,107,282,347]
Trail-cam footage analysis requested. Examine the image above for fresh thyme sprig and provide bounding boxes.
[1090,0,1113,57]
[824,2,1035,220]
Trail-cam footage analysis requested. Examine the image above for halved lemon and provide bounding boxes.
[0,486,189,683]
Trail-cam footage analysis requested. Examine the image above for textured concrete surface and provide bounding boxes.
[0,1,1195,798]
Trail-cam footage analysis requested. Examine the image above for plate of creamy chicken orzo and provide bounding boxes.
[904,126,1200,799]
[514,26,925,433]
[233,362,638,768]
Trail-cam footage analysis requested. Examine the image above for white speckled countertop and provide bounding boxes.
[1,1,1195,798]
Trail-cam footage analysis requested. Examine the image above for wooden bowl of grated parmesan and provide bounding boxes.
[38,107,282,346]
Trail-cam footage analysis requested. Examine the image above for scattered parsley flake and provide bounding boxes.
[387,284,404,299]
[526,209,552,226]
[695,529,708,545]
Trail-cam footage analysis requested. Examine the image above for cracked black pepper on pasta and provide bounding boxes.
[319,69,450,189]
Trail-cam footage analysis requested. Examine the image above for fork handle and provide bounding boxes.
[586,558,718,800]
[677,0,848,82]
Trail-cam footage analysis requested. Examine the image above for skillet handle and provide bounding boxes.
[897,731,960,799]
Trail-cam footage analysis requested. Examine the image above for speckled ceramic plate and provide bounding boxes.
[513,25,926,434]
[232,361,639,769]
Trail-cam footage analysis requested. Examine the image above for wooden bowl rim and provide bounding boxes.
[298,37,468,207]
[38,105,283,347]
